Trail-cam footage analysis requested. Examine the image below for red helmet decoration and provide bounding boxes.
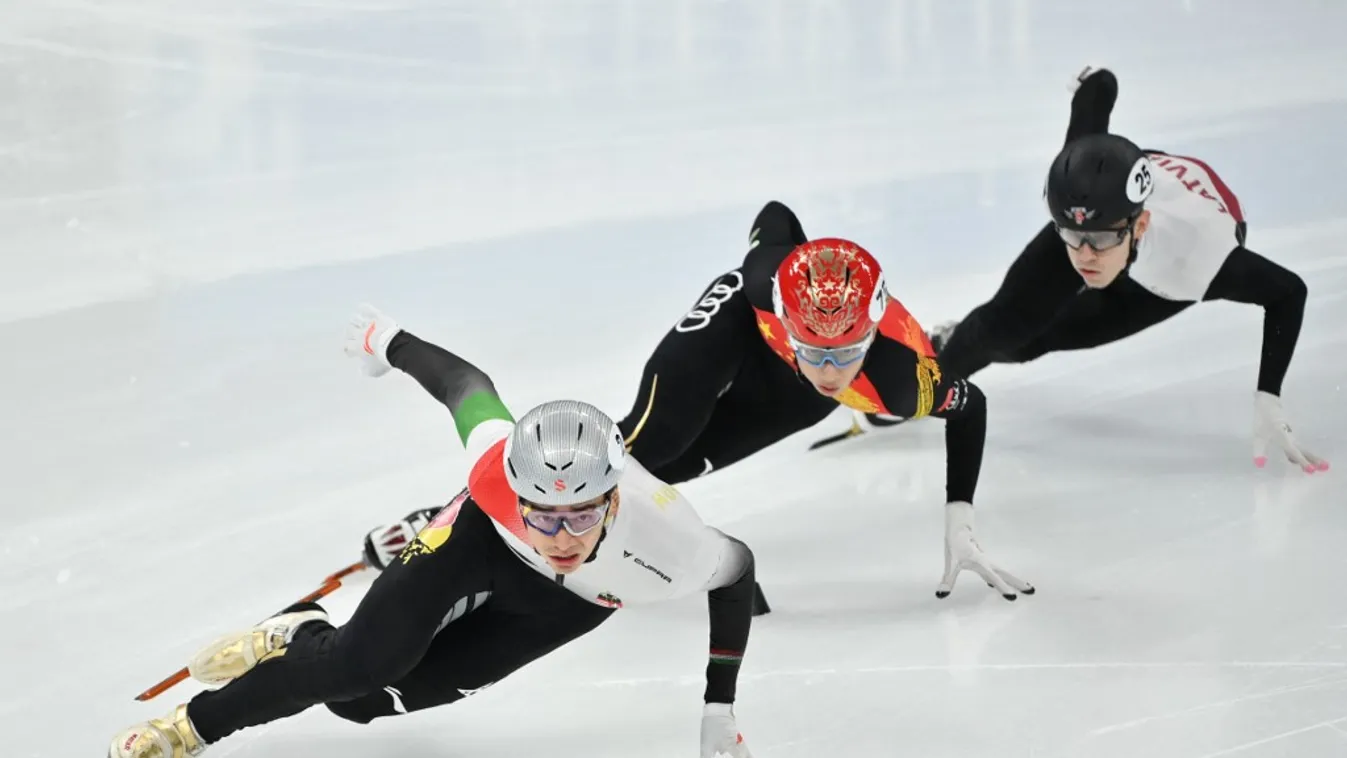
[772,238,887,347]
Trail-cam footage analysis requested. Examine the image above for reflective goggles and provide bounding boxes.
[1054,216,1136,251]
[519,497,612,537]
[788,331,875,369]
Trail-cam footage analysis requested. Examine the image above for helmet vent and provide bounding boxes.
[503,399,625,507]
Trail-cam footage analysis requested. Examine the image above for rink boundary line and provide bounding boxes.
[583,661,1347,688]
[1086,670,1347,737]
[1194,715,1347,758]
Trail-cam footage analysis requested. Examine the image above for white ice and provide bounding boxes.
[3,1,1347,756]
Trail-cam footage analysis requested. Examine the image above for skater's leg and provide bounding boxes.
[1004,277,1192,363]
[645,340,835,483]
[326,583,613,723]
[185,500,501,742]
[618,268,751,473]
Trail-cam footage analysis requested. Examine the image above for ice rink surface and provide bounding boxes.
[3,1,1347,756]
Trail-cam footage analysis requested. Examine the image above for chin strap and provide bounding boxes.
[585,525,610,564]
[1125,211,1145,266]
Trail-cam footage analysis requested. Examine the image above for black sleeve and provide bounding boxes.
[741,200,807,312]
[931,372,986,505]
[617,270,750,472]
[1201,246,1308,396]
[384,331,505,414]
[934,222,1083,378]
[748,199,808,251]
[703,536,755,705]
[870,342,987,504]
[1063,67,1118,145]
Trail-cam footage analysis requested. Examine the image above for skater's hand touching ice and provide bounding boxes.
[937,501,1035,602]
[701,703,752,758]
[1254,391,1329,474]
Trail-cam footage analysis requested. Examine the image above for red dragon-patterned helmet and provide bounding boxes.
[772,238,888,348]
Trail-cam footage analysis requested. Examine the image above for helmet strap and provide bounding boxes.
[585,525,610,563]
[1125,212,1143,265]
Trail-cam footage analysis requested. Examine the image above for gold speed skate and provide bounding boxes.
[108,704,205,758]
[187,602,328,686]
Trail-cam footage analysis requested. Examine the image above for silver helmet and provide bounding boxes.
[503,400,626,507]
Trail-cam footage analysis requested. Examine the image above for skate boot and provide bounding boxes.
[187,601,329,687]
[363,506,442,570]
[108,704,206,758]
[863,410,907,429]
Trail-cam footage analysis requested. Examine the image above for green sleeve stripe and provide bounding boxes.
[454,390,514,445]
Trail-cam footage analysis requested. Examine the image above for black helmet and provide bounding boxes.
[1044,133,1154,231]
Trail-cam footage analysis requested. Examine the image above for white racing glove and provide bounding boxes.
[361,507,442,570]
[1254,391,1330,474]
[342,303,402,377]
[701,703,752,758]
[937,501,1035,602]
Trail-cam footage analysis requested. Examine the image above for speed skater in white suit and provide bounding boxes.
[109,305,759,758]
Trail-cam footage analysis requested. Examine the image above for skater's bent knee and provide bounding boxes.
[315,645,421,702]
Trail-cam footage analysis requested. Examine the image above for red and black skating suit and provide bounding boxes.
[617,201,986,504]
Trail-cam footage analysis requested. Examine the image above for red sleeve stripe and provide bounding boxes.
[709,649,744,664]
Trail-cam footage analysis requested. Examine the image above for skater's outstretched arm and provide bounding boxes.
[697,534,756,705]
[866,341,1032,600]
[694,532,757,758]
[344,303,516,458]
[1203,247,1325,472]
[344,304,517,449]
[870,342,988,504]
[930,371,987,506]
[1064,66,1118,145]
[385,330,515,444]
[1202,246,1308,396]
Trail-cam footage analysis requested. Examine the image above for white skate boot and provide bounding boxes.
[362,506,442,570]
[108,704,206,758]
[187,602,329,687]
